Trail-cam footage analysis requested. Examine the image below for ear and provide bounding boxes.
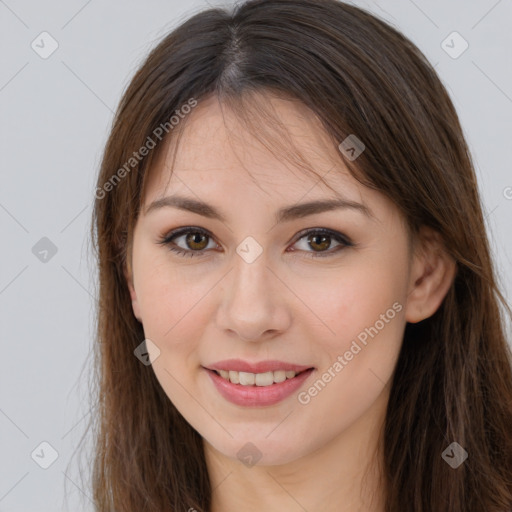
[124,261,143,323]
[405,226,457,323]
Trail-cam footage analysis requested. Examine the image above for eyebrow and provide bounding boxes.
[144,194,373,223]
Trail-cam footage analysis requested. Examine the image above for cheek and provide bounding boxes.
[295,256,407,409]
[135,266,211,412]
[133,243,210,340]
[300,266,406,411]
[297,261,406,349]
[139,278,206,353]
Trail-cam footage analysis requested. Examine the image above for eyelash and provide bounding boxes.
[157,226,354,259]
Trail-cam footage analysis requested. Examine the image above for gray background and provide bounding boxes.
[1,0,511,510]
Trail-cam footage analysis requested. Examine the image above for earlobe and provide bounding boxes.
[405,227,457,324]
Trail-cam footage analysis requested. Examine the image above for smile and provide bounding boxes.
[203,359,315,406]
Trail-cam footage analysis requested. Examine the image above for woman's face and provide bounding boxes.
[127,94,415,465]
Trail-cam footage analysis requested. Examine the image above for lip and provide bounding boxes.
[203,365,315,407]
[205,359,313,374]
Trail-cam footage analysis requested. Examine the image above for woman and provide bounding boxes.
[87,0,512,510]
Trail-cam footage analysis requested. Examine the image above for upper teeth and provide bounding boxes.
[217,369,298,386]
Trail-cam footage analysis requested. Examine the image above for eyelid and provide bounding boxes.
[290,227,353,247]
[161,225,213,241]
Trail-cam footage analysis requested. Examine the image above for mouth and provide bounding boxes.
[203,362,316,407]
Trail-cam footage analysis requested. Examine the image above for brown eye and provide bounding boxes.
[290,228,353,258]
[307,233,332,252]
[185,232,209,250]
[158,227,216,258]
[159,227,353,259]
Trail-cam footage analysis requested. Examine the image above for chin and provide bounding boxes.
[206,433,309,467]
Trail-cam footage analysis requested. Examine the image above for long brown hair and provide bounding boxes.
[85,0,512,510]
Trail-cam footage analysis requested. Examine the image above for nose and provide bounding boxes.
[214,253,292,342]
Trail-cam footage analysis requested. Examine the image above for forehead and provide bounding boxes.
[143,93,365,205]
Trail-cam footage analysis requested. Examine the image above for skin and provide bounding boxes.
[125,93,456,512]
